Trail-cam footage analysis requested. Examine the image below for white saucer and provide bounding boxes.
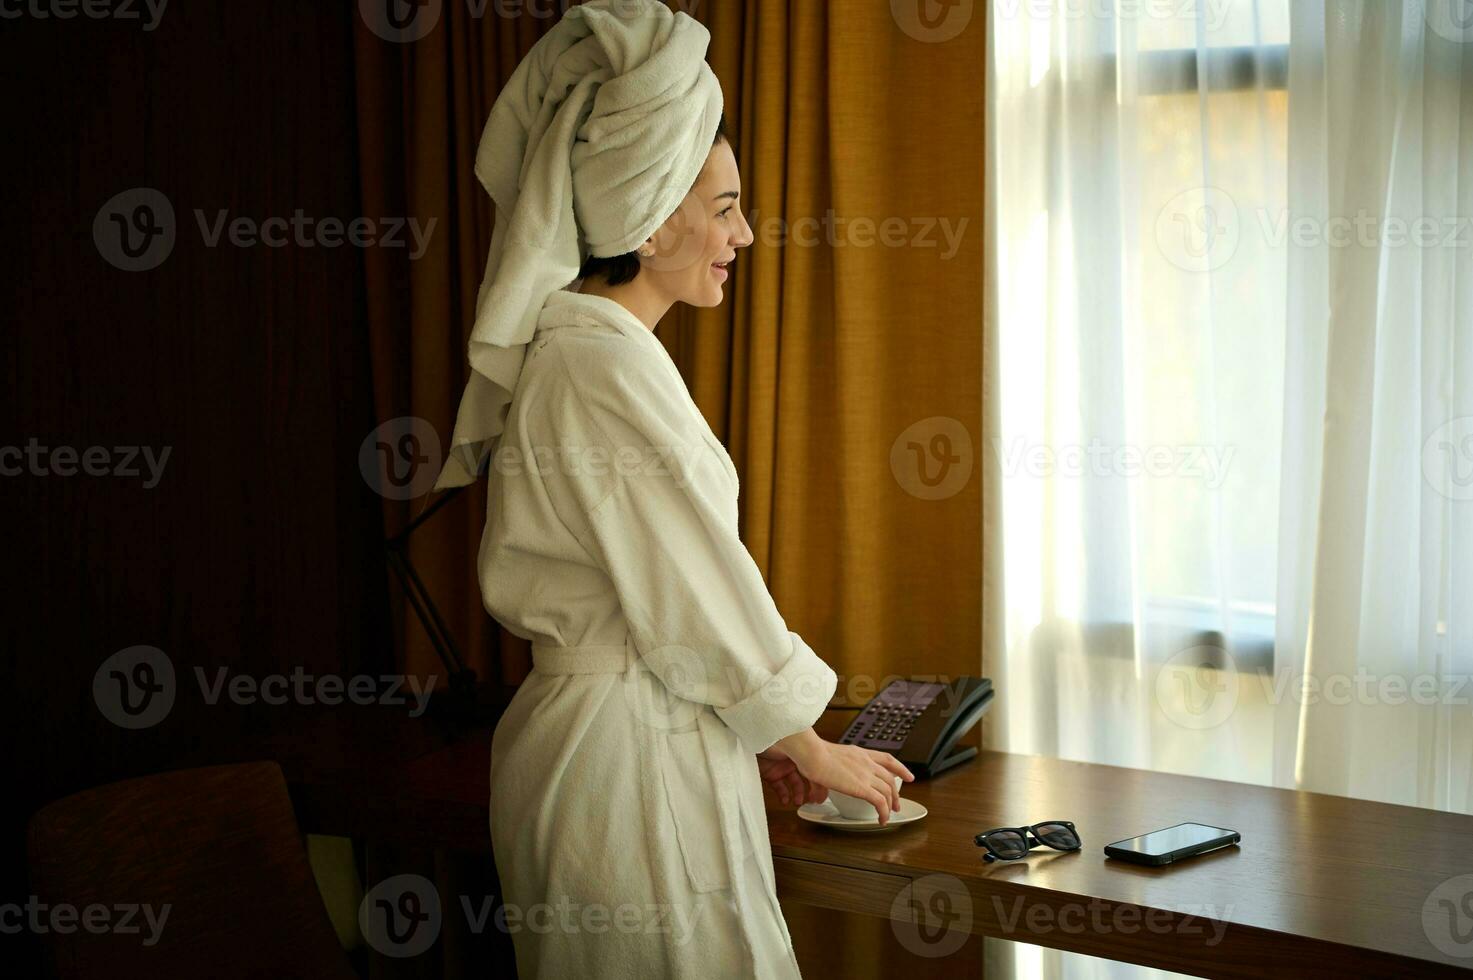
[796,797,928,831]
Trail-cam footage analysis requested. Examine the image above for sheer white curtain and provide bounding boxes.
[990,0,1291,785]
[1276,0,1473,809]
[988,0,1471,974]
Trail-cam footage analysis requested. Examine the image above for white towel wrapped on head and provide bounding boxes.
[435,0,724,490]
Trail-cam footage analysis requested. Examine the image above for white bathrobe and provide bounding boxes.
[481,287,838,978]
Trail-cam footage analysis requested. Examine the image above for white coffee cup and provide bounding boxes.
[827,775,904,820]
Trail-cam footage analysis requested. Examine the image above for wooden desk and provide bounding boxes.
[290,710,1473,978]
[772,712,1473,977]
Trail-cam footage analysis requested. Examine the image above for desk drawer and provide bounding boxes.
[773,855,915,922]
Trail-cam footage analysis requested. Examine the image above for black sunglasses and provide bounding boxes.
[974,821,1082,863]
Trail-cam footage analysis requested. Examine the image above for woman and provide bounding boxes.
[434,3,913,976]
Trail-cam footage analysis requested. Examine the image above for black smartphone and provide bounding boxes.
[1103,822,1240,866]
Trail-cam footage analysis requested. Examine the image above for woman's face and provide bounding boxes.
[642,139,754,307]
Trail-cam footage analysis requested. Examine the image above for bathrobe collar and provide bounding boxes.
[535,286,741,491]
[537,286,681,380]
[539,286,648,335]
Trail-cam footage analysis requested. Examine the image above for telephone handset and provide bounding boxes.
[838,676,994,778]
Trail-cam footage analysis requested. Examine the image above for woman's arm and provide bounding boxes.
[531,333,838,757]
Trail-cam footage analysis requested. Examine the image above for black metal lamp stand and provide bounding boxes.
[385,485,500,733]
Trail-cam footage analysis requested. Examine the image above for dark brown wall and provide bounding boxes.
[0,1,389,969]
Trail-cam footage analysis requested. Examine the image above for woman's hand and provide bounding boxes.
[756,748,828,806]
[774,728,915,826]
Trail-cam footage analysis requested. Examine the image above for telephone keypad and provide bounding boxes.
[839,680,952,748]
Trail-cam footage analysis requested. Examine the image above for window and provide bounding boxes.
[993,0,1294,785]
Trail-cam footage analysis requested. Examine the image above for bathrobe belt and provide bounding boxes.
[529,641,636,674]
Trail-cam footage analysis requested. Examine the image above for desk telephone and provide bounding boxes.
[838,676,994,778]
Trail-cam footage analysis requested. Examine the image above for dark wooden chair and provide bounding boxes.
[27,761,357,979]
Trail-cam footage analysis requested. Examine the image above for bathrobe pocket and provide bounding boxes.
[657,728,748,893]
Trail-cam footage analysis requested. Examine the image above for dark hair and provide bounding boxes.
[577,112,732,286]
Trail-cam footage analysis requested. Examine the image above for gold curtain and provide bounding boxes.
[686,0,984,711]
[355,0,988,974]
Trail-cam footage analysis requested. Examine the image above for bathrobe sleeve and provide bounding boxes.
[526,331,838,755]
